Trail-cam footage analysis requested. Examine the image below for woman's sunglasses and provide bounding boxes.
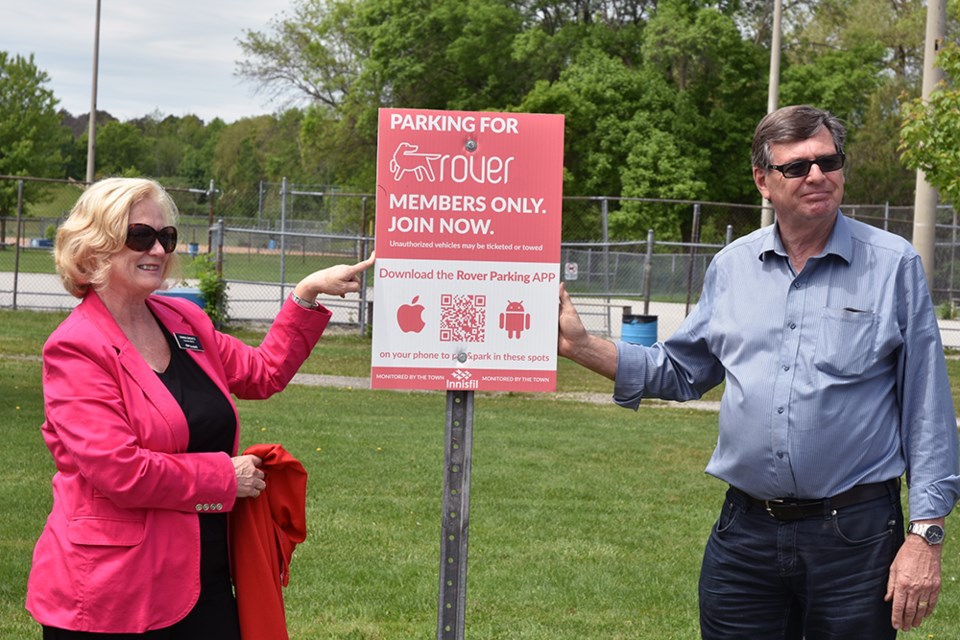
[126,223,178,253]
[767,153,845,179]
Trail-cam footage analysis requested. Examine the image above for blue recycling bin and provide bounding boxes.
[621,314,658,346]
[154,287,205,308]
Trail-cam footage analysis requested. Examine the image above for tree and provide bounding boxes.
[0,52,71,222]
[900,41,960,208]
[236,0,362,110]
[642,0,767,205]
[181,118,227,188]
[94,121,151,177]
[845,82,916,205]
[615,126,708,240]
[230,0,941,240]
[132,112,211,178]
[778,0,930,204]
[211,114,317,216]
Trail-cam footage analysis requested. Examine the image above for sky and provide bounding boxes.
[2,1,295,123]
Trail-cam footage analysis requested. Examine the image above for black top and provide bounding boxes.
[155,323,235,548]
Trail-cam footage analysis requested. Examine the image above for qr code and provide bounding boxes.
[439,294,486,342]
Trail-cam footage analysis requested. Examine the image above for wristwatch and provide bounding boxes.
[908,522,945,545]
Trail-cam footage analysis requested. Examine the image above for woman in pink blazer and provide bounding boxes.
[26,177,373,638]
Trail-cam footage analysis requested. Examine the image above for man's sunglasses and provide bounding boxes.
[767,153,845,179]
[126,223,178,253]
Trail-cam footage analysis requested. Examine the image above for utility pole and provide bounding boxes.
[912,0,946,288]
[85,0,101,184]
[761,0,783,228]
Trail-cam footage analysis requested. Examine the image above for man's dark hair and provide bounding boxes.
[751,105,847,169]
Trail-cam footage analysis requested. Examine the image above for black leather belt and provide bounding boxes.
[731,478,899,521]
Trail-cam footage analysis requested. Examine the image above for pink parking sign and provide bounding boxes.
[371,108,564,391]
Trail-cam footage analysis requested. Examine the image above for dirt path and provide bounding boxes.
[290,372,723,410]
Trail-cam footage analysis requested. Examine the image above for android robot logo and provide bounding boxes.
[499,301,530,339]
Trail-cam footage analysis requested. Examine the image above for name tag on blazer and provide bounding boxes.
[174,333,204,352]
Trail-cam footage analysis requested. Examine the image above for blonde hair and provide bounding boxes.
[55,177,180,298]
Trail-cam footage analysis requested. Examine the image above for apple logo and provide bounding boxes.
[397,295,426,333]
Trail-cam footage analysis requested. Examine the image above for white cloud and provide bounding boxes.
[1,0,293,123]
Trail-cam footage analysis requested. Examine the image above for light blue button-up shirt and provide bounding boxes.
[614,212,960,520]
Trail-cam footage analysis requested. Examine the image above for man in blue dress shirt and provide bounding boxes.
[558,104,960,638]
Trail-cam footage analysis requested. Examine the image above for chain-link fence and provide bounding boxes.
[2,175,958,342]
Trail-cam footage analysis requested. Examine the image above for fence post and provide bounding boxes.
[684,203,701,316]
[206,179,216,252]
[601,197,612,336]
[951,208,957,305]
[359,195,371,336]
[12,180,24,310]
[214,219,225,278]
[643,229,654,315]
[725,224,734,246]
[209,218,226,330]
[257,180,265,228]
[279,177,289,306]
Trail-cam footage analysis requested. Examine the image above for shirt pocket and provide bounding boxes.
[813,307,878,377]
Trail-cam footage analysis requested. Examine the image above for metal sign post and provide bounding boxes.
[437,390,474,639]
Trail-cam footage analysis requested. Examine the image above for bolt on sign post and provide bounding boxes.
[371,108,564,639]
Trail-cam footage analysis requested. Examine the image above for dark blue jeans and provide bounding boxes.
[699,485,904,640]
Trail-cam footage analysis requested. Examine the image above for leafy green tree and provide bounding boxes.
[351,0,526,110]
[60,131,88,182]
[780,42,888,129]
[642,0,767,205]
[845,81,916,205]
[149,114,206,178]
[96,120,150,177]
[237,0,362,110]
[778,0,930,204]
[0,52,71,222]
[181,118,226,188]
[238,0,532,190]
[212,115,311,216]
[616,126,709,240]
[300,104,371,188]
[518,46,706,240]
[900,41,960,208]
[230,0,942,239]
[263,109,307,181]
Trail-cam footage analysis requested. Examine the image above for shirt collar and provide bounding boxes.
[758,210,853,265]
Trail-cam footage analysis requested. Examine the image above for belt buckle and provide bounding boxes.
[764,498,786,518]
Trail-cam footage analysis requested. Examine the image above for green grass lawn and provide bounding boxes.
[1,309,959,638]
[0,245,355,284]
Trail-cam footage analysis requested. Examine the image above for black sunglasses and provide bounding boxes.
[126,223,178,253]
[767,153,845,179]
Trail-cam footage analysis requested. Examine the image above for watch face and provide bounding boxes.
[925,525,945,544]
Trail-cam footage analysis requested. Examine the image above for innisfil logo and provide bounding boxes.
[448,368,478,390]
[390,142,441,182]
[450,370,472,382]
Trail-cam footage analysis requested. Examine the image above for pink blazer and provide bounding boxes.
[26,291,330,633]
